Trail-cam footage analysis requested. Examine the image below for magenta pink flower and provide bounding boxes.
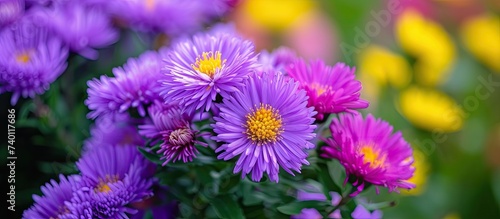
[286,59,368,120]
[322,113,415,196]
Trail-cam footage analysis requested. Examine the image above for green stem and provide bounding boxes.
[324,185,358,217]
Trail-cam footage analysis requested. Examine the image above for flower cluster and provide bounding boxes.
[20,2,418,218]
[23,145,156,219]
[0,0,234,105]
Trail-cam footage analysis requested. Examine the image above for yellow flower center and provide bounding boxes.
[192,51,225,77]
[95,175,119,193]
[359,145,386,168]
[16,53,30,63]
[310,82,329,96]
[245,104,283,144]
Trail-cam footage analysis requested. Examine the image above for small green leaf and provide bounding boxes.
[137,147,163,164]
[277,201,329,215]
[317,162,342,199]
[211,195,245,219]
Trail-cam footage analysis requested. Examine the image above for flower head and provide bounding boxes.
[40,2,118,59]
[110,0,228,35]
[83,113,145,153]
[292,188,341,219]
[161,32,257,114]
[461,14,500,72]
[399,86,464,132]
[0,14,68,105]
[396,9,455,86]
[258,46,297,73]
[74,145,155,218]
[212,71,316,182]
[85,50,165,119]
[22,175,81,219]
[139,102,207,164]
[322,113,415,195]
[352,205,382,219]
[286,58,369,120]
[358,45,411,88]
[240,0,314,32]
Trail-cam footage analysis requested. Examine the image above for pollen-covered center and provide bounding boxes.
[359,145,386,168]
[310,82,330,96]
[169,127,195,146]
[245,104,283,144]
[192,51,226,77]
[95,174,120,193]
[16,52,30,63]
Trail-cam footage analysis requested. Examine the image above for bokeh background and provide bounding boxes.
[1,0,500,218]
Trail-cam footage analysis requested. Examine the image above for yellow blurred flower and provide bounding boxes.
[396,10,456,86]
[358,45,411,88]
[443,212,461,219]
[399,86,464,132]
[240,0,314,32]
[461,14,500,72]
[402,149,429,196]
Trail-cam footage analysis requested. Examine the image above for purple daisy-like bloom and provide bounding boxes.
[292,188,342,219]
[85,50,165,119]
[139,101,207,164]
[286,59,369,120]
[110,0,227,35]
[258,46,297,73]
[39,2,118,59]
[22,174,81,219]
[352,205,383,219]
[0,14,68,105]
[322,113,415,196]
[83,113,145,153]
[161,32,258,114]
[74,145,155,218]
[212,71,316,182]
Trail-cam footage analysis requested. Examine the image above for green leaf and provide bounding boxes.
[39,162,78,175]
[317,162,342,199]
[241,183,262,206]
[277,200,329,215]
[242,204,267,219]
[211,195,245,219]
[492,169,500,208]
[137,147,163,165]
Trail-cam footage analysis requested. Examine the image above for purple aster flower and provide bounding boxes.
[74,145,156,218]
[85,50,165,119]
[212,71,316,182]
[0,14,68,105]
[258,46,297,73]
[352,205,383,219]
[139,101,208,164]
[161,32,258,114]
[22,174,81,219]
[286,59,369,120]
[83,113,145,153]
[322,113,415,196]
[0,0,24,28]
[39,1,118,59]
[110,0,227,35]
[292,188,342,219]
